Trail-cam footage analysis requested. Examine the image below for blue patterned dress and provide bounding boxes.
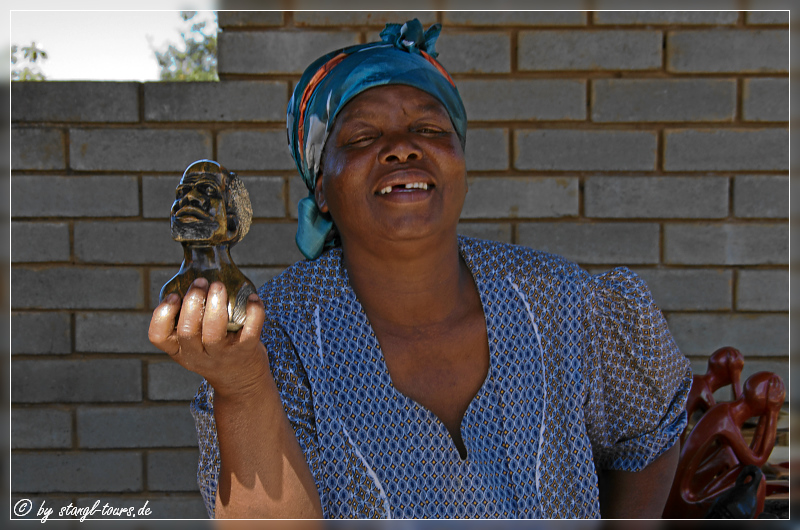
[192,236,692,519]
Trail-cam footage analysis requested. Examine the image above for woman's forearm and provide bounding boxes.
[597,442,680,519]
[214,366,323,519]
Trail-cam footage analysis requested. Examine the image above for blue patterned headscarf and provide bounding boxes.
[287,19,468,259]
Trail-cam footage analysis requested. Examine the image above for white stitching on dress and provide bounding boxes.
[341,426,392,519]
[507,275,546,498]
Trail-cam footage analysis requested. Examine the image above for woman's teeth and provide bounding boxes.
[379,182,429,195]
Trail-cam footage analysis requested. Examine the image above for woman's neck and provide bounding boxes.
[340,233,474,330]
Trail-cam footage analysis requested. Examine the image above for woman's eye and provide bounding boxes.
[347,135,374,146]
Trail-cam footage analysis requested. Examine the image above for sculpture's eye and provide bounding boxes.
[198,184,220,197]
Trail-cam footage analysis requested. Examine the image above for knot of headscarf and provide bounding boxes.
[287,18,467,260]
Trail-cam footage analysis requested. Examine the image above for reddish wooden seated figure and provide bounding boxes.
[663,371,785,518]
[682,346,744,446]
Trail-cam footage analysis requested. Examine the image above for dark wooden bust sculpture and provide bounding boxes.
[160,160,257,331]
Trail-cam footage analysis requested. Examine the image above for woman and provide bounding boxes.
[149,19,691,519]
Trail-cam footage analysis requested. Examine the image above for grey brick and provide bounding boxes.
[667,313,788,356]
[585,176,728,219]
[11,266,144,310]
[457,223,512,244]
[218,11,283,27]
[70,129,212,172]
[519,30,662,71]
[11,222,70,262]
[12,452,142,493]
[664,129,788,171]
[746,11,790,25]
[74,221,181,265]
[240,176,287,218]
[515,130,657,171]
[632,269,732,311]
[465,129,508,171]
[217,130,296,171]
[289,177,312,219]
[518,222,660,264]
[737,269,789,311]
[12,82,138,123]
[595,11,738,25]
[664,224,788,265]
[667,30,788,73]
[743,78,789,122]
[734,175,789,218]
[443,11,587,26]
[11,312,71,354]
[75,495,207,519]
[11,408,72,449]
[218,31,359,75]
[143,175,180,219]
[151,267,176,307]
[294,11,436,26]
[144,81,287,122]
[77,406,197,448]
[230,223,303,266]
[75,312,161,354]
[11,128,65,170]
[147,450,200,491]
[11,359,142,403]
[148,362,204,401]
[436,32,510,74]
[592,79,736,122]
[458,80,585,121]
[11,175,139,217]
[462,177,578,219]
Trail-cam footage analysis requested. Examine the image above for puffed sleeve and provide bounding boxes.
[582,267,692,472]
[189,317,320,519]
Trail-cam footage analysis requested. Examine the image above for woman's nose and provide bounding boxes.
[379,133,422,164]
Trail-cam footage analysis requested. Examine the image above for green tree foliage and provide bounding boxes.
[11,42,48,81]
[153,11,218,81]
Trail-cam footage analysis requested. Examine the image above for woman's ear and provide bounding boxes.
[314,175,329,214]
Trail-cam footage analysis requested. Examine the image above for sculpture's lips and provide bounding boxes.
[174,206,212,222]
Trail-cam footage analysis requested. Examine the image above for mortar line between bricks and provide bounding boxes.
[510,29,518,73]
[736,78,744,122]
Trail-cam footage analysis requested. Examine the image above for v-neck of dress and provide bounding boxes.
[334,237,496,463]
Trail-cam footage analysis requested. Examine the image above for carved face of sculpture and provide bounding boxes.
[170,166,233,245]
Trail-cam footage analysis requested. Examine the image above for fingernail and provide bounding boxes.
[166,293,180,304]
[193,277,209,289]
[248,293,261,303]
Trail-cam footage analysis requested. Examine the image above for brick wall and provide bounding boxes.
[10,10,789,519]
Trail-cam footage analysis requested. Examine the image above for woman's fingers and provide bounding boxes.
[202,282,232,352]
[239,293,266,346]
[176,277,210,355]
[149,293,181,356]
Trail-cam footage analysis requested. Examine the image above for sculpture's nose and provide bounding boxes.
[180,188,207,208]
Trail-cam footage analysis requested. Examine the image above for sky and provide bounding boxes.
[10,9,217,82]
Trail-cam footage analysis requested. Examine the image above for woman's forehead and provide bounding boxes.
[336,85,448,122]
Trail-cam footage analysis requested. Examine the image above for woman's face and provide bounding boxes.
[315,85,467,252]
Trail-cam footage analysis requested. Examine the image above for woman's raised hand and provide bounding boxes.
[148,277,271,398]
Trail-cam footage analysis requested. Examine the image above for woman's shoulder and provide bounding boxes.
[257,247,349,313]
[458,235,589,285]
